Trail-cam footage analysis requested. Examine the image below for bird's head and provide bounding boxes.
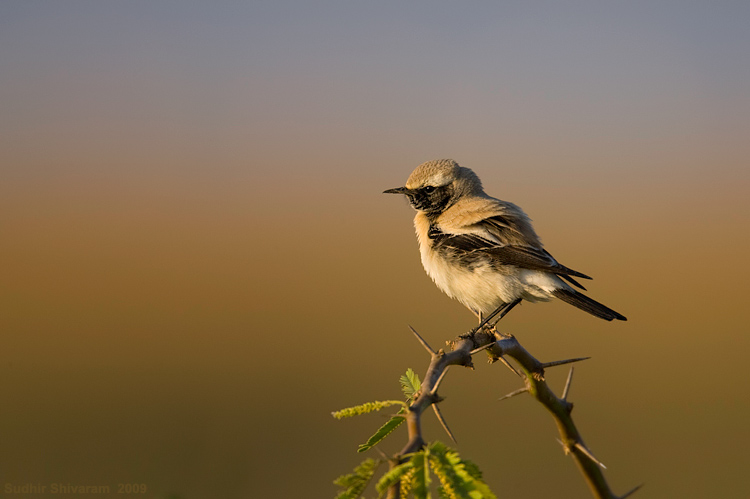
[384,159,484,214]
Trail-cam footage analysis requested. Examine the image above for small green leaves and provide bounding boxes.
[458,458,483,482]
[371,442,495,499]
[333,368,423,453]
[411,450,431,498]
[375,459,415,496]
[332,370,496,498]
[332,400,406,420]
[333,458,381,499]
[428,442,497,499]
[374,451,431,498]
[400,368,422,400]
[358,415,406,453]
[428,442,469,499]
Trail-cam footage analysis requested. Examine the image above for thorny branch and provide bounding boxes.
[386,326,640,499]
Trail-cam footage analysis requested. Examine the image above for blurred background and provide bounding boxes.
[1,1,749,497]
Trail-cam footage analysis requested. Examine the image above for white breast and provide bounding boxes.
[414,213,561,315]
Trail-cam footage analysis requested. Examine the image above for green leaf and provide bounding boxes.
[333,458,380,499]
[400,368,422,400]
[458,459,483,481]
[399,467,416,498]
[357,416,406,453]
[428,442,472,499]
[375,460,414,496]
[375,449,433,498]
[411,449,431,499]
[427,442,497,499]
[332,400,406,419]
[446,453,496,499]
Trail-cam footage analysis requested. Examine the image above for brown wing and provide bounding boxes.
[430,215,592,283]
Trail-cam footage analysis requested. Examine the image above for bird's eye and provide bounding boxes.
[423,186,436,194]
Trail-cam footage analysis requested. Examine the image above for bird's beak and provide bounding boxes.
[383,186,409,195]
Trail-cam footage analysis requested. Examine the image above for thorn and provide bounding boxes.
[496,355,522,377]
[408,325,435,355]
[469,342,494,355]
[498,387,528,401]
[373,446,390,460]
[574,442,607,469]
[430,367,450,395]
[620,484,644,498]
[540,357,590,369]
[556,438,571,455]
[562,367,574,401]
[432,404,457,444]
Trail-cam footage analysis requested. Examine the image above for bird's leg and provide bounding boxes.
[473,302,510,333]
[489,298,522,327]
[467,303,508,338]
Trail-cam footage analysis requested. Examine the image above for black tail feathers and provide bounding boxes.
[553,289,627,322]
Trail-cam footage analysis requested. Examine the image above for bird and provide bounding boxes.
[384,159,626,323]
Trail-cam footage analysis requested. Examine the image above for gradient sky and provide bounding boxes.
[1,2,749,498]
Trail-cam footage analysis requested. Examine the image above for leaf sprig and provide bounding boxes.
[332,370,497,499]
[332,400,407,420]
